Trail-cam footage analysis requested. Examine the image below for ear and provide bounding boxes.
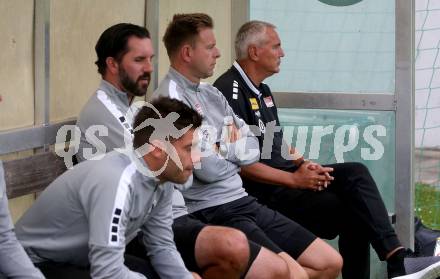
[181,44,193,63]
[248,45,259,61]
[149,139,166,158]
[105,57,119,75]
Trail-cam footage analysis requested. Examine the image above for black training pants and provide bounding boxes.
[243,162,401,279]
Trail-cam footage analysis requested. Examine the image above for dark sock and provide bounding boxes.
[387,248,406,278]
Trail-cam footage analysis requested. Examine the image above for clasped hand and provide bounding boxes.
[294,161,334,191]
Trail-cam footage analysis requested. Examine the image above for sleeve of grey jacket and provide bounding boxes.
[193,150,240,183]
[86,177,146,279]
[0,162,45,279]
[141,184,192,279]
[192,92,260,183]
[218,90,260,166]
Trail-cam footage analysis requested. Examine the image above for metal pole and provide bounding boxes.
[395,0,415,249]
[34,0,51,151]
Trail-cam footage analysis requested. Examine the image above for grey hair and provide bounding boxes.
[234,20,276,60]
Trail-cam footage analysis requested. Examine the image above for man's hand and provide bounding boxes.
[307,162,334,180]
[212,122,240,157]
[306,161,334,190]
[289,161,333,191]
[192,272,202,279]
[213,123,240,152]
[224,123,240,143]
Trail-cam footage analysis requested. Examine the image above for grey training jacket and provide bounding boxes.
[0,161,45,279]
[75,79,190,219]
[152,68,261,213]
[76,80,138,163]
[15,152,192,279]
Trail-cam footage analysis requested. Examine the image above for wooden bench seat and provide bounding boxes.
[3,152,66,199]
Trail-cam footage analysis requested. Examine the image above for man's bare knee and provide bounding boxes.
[203,226,249,263]
[297,239,342,279]
[278,252,308,279]
[325,252,343,278]
[246,247,291,279]
[195,226,249,274]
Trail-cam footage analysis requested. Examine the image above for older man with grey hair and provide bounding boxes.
[214,20,440,279]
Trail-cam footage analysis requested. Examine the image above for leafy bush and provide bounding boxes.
[415,183,440,230]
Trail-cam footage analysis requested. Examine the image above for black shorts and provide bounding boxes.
[173,214,262,276]
[192,196,317,259]
[173,214,206,272]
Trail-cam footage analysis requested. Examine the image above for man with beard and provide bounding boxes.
[76,23,154,162]
[75,23,293,279]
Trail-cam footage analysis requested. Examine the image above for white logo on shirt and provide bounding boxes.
[258,119,266,134]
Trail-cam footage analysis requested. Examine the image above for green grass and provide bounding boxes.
[415,182,440,230]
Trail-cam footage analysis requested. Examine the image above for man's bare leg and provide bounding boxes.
[246,247,307,279]
[278,252,309,279]
[194,226,306,279]
[296,238,343,279]
[195,226,249,279]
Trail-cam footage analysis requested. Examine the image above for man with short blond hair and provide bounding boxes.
[74,22,292,279]
[153,13,344,279]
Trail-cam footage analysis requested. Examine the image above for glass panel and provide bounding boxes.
[279,108,395,208]
[250,0,395,93]
[279,108,395,279]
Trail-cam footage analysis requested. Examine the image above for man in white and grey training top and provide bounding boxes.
[74,22,294,279]
[15,97,203,279]
[152,12,343,279]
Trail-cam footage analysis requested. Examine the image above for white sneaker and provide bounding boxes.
[392,257,440,279]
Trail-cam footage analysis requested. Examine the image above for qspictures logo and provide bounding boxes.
[55,100,387,177]
[318,0,363,6]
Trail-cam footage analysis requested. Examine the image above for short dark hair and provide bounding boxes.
[95,23,150,76]
[133,97,203,150]
[162,13,213,58]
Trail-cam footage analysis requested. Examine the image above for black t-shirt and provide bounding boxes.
[214,65,293,170]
